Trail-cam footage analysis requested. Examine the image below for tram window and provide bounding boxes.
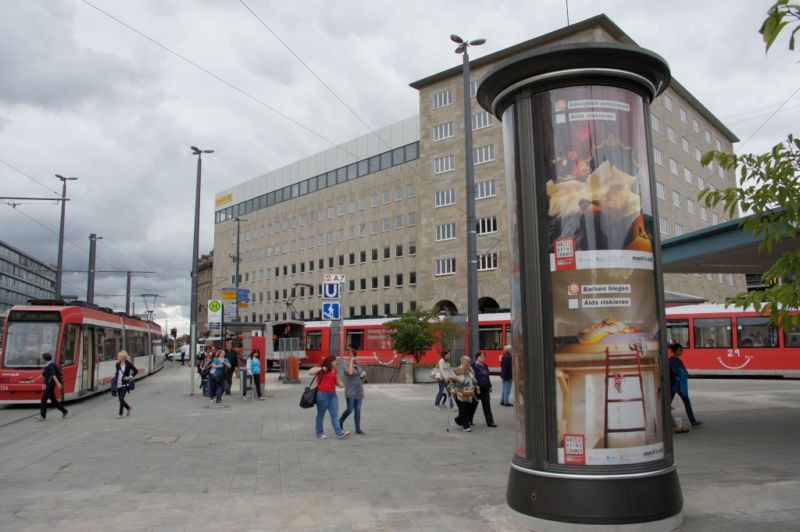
[3,321,60,367]
[785,326,800,347]
[61,324,80,366]
[666,319,690,347]
[694,318,732,348]
[347,329,365,350]
[102,328,123,361]
[737,317,778,347]
[306,331,322,350]
[478,325,502,350]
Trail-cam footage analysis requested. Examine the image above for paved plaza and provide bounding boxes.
[1,364,799,531]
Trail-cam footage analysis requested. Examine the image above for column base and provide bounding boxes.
[507,463,683,525]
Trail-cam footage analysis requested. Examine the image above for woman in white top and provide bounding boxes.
[115,351,138,418]
[245,349,265,400]
[433,350,454,410]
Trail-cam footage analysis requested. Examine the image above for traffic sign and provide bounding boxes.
[323,274,346,283]
[322,282,340,300]
[322,302,341,320]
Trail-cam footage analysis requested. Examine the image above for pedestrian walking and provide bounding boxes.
[669,343,702,431]
[223,341,239,396]
[448,355,478,432]
[114,351,138,418]
[339,348,366,434]
[500,345,514,406]
[209,350,229,404]
[308,355,350,440]
[34,352,68,421]
[472,352,497,427]
[246,349,265,400]
[433,350,455,410]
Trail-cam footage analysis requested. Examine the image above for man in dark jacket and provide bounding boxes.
[500,345,513,406]
[472,352,497,427]
[223,341,239,395]
[35,352,68,420]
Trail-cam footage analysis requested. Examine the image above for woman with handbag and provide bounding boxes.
[245,349,265,400]
[448,356,478,432]
[114,351,138,418]
[433,350,454,411]
[308,354,350,440]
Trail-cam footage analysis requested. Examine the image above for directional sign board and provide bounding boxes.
[323,274,346,283]
[322,282,340,300]
[322,302,341,320]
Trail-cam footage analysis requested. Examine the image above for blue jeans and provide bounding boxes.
[501,379,512,404]
[315,391,344,437]
[339,397,362,431]
[211,376,224,402]
[435,380,453,408]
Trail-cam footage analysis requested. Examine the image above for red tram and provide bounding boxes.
[665,304,800,377]
[0,301,165,404]
[302,313,512,371]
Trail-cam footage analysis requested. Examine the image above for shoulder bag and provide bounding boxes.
[299,375,318,409]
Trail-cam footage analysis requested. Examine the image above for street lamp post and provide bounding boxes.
[54,174,78,300]
[190,146,214,395]
[232,216,246,322]
[451,34,485,359]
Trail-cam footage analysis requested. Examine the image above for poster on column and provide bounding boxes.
[537,85,665,465]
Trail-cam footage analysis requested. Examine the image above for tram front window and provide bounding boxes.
[3,322,61,368]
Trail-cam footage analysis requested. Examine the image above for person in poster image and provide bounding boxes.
[500,345,513,406]
[472,352,497,427]
[669,343,702,431]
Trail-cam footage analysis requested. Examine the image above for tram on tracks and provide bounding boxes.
[665,304,800,377]
[302,313,512,370]
[0,300,165,404]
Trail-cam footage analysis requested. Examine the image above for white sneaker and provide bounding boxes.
[433,405,441,411]
[317,434,327,440]
[462,426,472,432]
[337,430,351,439]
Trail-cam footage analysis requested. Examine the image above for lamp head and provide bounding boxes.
[469,38,486,46]
[450,34,464,44]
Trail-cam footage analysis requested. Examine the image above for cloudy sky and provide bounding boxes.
[1,0,797,334]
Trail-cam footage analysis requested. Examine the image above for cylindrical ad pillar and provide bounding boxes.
[478,43,682,526]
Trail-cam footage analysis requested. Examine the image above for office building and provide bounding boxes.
[0,240,56,314]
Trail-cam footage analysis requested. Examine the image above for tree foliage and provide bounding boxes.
[385,307,464,363]
[697,2,800,332]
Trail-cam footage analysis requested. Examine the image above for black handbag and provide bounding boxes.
[299,375,318,409]
[110,379,118,397]
[127,378,135,391]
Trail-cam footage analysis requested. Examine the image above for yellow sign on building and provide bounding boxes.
[215,193,232,207]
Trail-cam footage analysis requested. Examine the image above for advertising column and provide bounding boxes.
[478,43,682,526]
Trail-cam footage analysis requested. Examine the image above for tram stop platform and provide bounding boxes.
[0,363,799,531]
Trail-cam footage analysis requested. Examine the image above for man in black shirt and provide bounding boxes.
[472,352,497,427]
[223,341,239,395]
[36,352,68,420]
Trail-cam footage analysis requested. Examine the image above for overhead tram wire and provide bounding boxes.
[737,84,800,150]
[0,158,61,196]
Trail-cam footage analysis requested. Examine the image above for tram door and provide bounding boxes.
[81,326,96,392]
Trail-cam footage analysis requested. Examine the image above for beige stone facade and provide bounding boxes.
[211,15,745,325]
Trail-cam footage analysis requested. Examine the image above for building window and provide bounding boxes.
[436,223,457,241]
[410,272,416,285]
[651,115,661,132]
[383,191,390,204]
[396,244,403,257]
[469,80,478,97]
[436,258,456,276]
[396,273,403,286]
[408,212,416,226]
[349,279,355,292]
[477,216,498,235]
[433,122,454,141]
[684,168,692,184]
[697,176,705,190]
[656,181,665,200]
[692,119,699,134]
[695,147,702,162]
[410,300,417,310]
[672,191,681,208]
[395,214,403,229]
[681,137,689,153]
[659,216,668,235]
[360,278,366,291]
[370,193,378,208]
[434,154,455,174]
[407,184,416,198]
[360,250,366,263]
[349,253,355,265]
[473,111,493,130]
[475,179,496,200]
[395,187,403,201]
[687,199,695,215]
[372,277,378,289]
[700,206,708,221]
[704,129,712,144]
[432,89,453,109]
[384,246,390,260]
[477,252,498,271]
[653,147,663,166]
[372,248,378,261]
[679,107,687,123]
[712,212,719,225]
[435,188,456,207]
[473,144,495,165]
[667,126,676,143]
[669,158,678,175]
[383,275,390,288]
[664,95,673,111]
[674,223,684,236]
[409,241,416,255]
[383,217,391,232]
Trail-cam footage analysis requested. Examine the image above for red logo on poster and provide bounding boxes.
[564,434,586,465]
[555,237,576,271]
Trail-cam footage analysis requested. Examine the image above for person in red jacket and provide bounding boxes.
[309,355,350,440]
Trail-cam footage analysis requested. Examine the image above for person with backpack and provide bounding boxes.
[223,341,239,396]
[35,352,68,421]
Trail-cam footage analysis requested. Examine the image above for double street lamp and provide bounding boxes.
[451,34,485,359]
[54,174,78,300]
[189,146,213,395]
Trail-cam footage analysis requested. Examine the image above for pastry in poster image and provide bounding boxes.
[547,161,653,252]
[578,317,640,344]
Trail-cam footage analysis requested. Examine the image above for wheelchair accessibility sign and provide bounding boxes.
[322,302,341,320]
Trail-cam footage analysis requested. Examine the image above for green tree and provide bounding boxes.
[699,1,800,331]
[385,307,464,363]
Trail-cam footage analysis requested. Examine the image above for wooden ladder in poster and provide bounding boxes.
[603,345,646,447]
